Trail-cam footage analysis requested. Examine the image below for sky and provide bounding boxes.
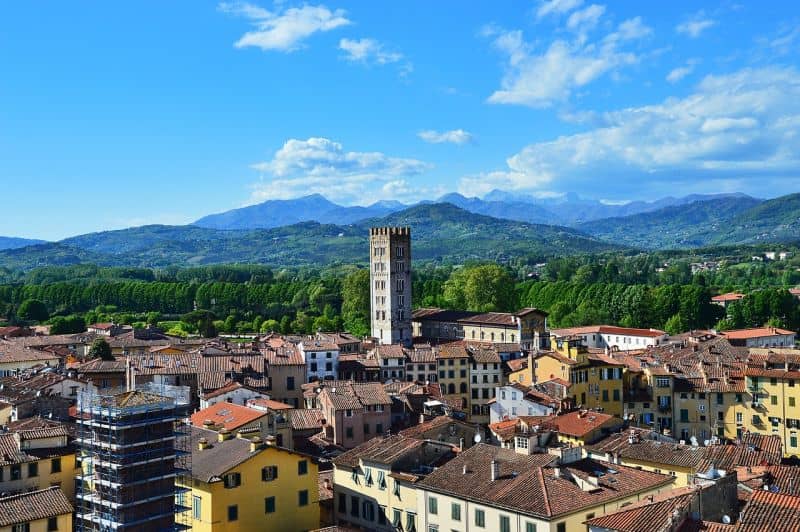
[1,1,799,240]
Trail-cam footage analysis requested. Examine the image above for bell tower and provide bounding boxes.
[369,227,412,346]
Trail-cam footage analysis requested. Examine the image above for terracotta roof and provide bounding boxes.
[372,344,407,359]
[723,327,795,340]
[0,343,60,364]
[0,487,73,526]
[549,410,620,438]
[712,292,746,302]
[584,488,695,531]
[333,434,425,469]
[506,358,528,372]
[201,381,244,399]
[76,357,127,373]
[290,408,326,431]
[551,326,667,338]
[436,344,469,359]
[468,345,502,364]
[738,489,800,531]
[588,431,706,468]
[190,402,267,431]
[419,444,674,519]
[319,382,392,410]
[247,398,293,411]
[88,322,115,330]
[535,350,578,366]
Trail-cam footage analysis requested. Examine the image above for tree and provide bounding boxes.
[18,299,49,322]
[444,264,516,312]
[341,269,370,336]
[48,315,85,334]
[89,338,114,361]
[664,313,687,335]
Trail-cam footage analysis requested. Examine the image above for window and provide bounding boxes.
[428,496,438,515]
[451,503,461,521]
[736,393,743,403]
[379,506,387,525]
[602,390,609,402]
[262,466,278,481]
[792,435,798,448]
[298,489,309,507]
[378,470,386,490]
[500,515,511,532]
[716,393,724,405]
[475,508,485,527]
[223,472,241,488]
[351,495,360,517]
[680,409,689,423]
[298,460,308,475]
[792,397,797,407]
[51,457,61,473]
[228,505,238,521]
[346,427,354,439]
[407,512,417,532]
[736,412,743,424]
[393,508,403,528]
[192,495,202,519]
[362,501,375,521]
[338,493,347,514]
[526,523,537,532]
[286,376,295,390]
[376,423,384,434]
[265,496,276,513]
[13,524,30,532]
[47,517,58,531]
[613,389,620,401]
[345,409,353,417]
[556,523,566,532]
[28,462,38,477]
[772,395,778,406]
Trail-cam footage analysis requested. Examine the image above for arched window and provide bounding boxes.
[500,333,505,341]
[459,382,467,394]
[491,332,495,341]
[472,331,476,339]
[448,383,456,394]
[480,331,485,340]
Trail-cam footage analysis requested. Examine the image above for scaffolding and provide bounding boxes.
[75,383,192,532]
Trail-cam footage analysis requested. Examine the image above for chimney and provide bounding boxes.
[459,437,464,451]
[419,413,425,424]
[553,466,561,478]
[198,437,209,451]
[218,428,232,442]
[490,460,500,481]
[462,464,468,475]
[249,436,262,453]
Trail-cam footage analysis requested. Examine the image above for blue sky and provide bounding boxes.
[1,1,799,240]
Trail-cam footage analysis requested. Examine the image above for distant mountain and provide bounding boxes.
[434,193,558,225]
[482,189,756,225]
[579,193,800,249]
[193,194,407,230]
[579,196,764,249]
[0,236,47,251]
[0,204,620,271]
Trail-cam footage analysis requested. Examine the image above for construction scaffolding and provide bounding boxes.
[75,382,192,532]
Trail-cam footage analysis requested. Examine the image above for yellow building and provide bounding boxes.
[181,427,320,532]
[436,344,470,412]
[0,487,73,532]
[506,358,531,386]
[531,351,576,384]
[549,409,625,446]
[569,352,625,417]
[0,420,80,503]
[744,361,800,457]
[332,434,457,532]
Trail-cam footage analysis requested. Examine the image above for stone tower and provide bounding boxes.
[369,226,412,346]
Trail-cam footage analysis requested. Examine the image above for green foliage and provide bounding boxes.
[48,314,85,334]
[89,338,114,360]
[341,269,370,337]
[443,264,516,312]
[17,298,49,322]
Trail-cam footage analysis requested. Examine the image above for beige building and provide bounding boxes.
[0,487,73,532]
[416,443,676,532]
[413,308,548,350]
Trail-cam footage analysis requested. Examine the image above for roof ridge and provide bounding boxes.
[538,466,552,516]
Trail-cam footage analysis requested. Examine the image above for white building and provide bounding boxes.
[299,339,340,382]
[199,381,268,409]
[722,327,796,348]
[489,384,556,423]
[550,325,668,352]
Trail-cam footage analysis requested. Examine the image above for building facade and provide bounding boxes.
[370,227,412,346]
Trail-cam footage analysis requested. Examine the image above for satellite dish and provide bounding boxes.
[722,515,731,524]
[473,433,482,443]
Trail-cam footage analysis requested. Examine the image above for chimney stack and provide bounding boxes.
[490,460,500,481]
[218,428,232,442]
[198,438,209,451]
[249,436,262,453]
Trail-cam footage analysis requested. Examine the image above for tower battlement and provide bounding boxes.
[369,226,411,237]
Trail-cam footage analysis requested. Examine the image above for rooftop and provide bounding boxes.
[722,327,796,340]
[0,487,73,527]
[190,402,267,431]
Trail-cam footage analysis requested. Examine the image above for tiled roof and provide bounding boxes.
[0,343,60,364]
[535,350,578,366]
[190,402,267,431]
[333,434,425,469]
[436,344,469,359]
[0,487,73,526]
[584,489,695,531]
[550,410,619,438]
[711,292,745,302]
[588,431,706,468]
[723,327,795,339]
[247,398,293,411]
[290,408,325,431]
[407,348,436,363]
[76,357,127,373]
[738,489,800,531]
[506,357,528,372]
[189,426,262,481]
[320,381,392,410]
[419,444,674,519]
[551,326,667,338]
[372,344,407,359]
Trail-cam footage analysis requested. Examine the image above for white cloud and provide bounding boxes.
[536,0,584,19]
[676,11,716,38]
[566,4,605,33]
[666,58,699,83]
[463,67,800,197]
[220,2,351,52]
[417,129,474,145]
[486,15,651,108]
[339,38,402,64]
[248,137,432,203]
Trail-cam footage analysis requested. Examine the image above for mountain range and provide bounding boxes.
[1,191,799,271]
[0,236,46,251]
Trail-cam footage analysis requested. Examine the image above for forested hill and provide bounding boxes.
[580,193,800,249]
[0,236,47,251]
[0,203,620,271]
